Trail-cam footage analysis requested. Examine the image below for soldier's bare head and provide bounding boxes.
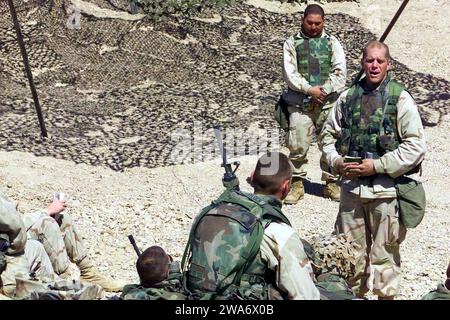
[361,40,392,89]
[302,4,325,38]
[251,151,293,199]
[137,245,171,287]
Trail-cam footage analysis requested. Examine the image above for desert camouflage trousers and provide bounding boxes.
[24,211,87,275]
[287,102,336,181]
[1,239,55,297]
[335,191,407,298]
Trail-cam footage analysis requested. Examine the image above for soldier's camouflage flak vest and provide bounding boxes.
[339,76,404,158]
[294,36,332,86]
[182,190,291,300]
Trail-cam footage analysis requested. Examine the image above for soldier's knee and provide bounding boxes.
[38,216,62,237]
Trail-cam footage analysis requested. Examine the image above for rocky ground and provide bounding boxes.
[0,0,449,300]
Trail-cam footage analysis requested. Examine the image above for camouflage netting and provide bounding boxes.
[307,233,361,279]
[0,0,448,171]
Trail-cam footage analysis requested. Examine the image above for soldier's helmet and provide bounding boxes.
[305,233,361,279]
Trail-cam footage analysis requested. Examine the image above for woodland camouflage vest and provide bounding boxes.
[182,190,291,300]
[294,36,332,86]
[339,77,404,158]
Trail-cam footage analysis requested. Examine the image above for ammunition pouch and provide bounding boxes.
[274,95,290,131]
[395,176,426,228]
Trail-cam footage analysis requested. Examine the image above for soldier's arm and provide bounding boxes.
[319,92,346,170]
[322,36,347,95]
[373,91,427,178]
[0,197,27,255]
[260,222,320,300]
[282,36,312,95]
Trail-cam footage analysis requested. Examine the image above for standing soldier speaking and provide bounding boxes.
[319,41,426,299]
[277,4,347,204]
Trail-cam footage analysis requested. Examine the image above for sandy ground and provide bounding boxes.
[1,0,449,300]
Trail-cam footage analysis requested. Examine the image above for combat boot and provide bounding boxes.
[284,178,304,205]
[77,258,125,292]
[323,181,340,202]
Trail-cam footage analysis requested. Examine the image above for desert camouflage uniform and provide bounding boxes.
[260,217,320,299]
[0,191,55,297]
[283,29,347,181]
[319,75,426,297]
[22,209,87,275]
[185,191,320,300]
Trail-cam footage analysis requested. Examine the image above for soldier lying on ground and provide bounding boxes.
[121,246,186,300]
[0,189,124,297]
[421,262,450,300]
[121,235,360,300]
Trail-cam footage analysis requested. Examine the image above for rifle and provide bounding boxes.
[127,234,141,257]
[350,0,410,86]
[213,125,240,191]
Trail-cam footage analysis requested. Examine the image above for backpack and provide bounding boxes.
[181,190,291,300]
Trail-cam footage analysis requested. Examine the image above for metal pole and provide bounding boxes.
[7,0,48,138]
[351,0,410,86]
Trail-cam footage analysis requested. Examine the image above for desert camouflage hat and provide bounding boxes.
[306,233,361,279]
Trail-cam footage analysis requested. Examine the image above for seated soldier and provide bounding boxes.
[421,262,450,300]
[121,246,185,300]
[183,151,320,300]
[1,189,124,294]
[1,191,58,297]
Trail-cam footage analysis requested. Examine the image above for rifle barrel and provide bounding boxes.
[351,0,410,86]
[128,234,141,257]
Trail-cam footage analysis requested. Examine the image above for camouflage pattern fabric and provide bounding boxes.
[0,251,6,273]
[421,284,450,300]
[336,191,407,297]
[315,273,356,300]
[338,76,404,157]
[302,234,359,300]
[307,233,360,279]
[183,190,291,300]
[320,74,426,298]
[287,102,336,181]
[24,211,87,275]
[320,75,426,199]
[15,276,103,300]
[121,271,186,300]
[282,31,346,181]
[294,37,332,87]
[1,239,56,297]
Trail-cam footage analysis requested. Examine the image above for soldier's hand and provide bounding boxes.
[357,159,375,177]
[307,86,326,104]
[335,157,361,178]
[47,199,67,217]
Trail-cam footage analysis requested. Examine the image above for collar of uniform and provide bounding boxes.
[253,193,283,209]
[298,28,328,40]
[360,72,392,93]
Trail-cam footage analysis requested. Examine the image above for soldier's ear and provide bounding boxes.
[280,178,291,199]
[247,171,256,188]
[387,58,392,71]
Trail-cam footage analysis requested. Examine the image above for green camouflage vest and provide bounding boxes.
[294,36,332,86]
[182,190,291,300]
[121,270,187,300]
[339,76,404,157]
